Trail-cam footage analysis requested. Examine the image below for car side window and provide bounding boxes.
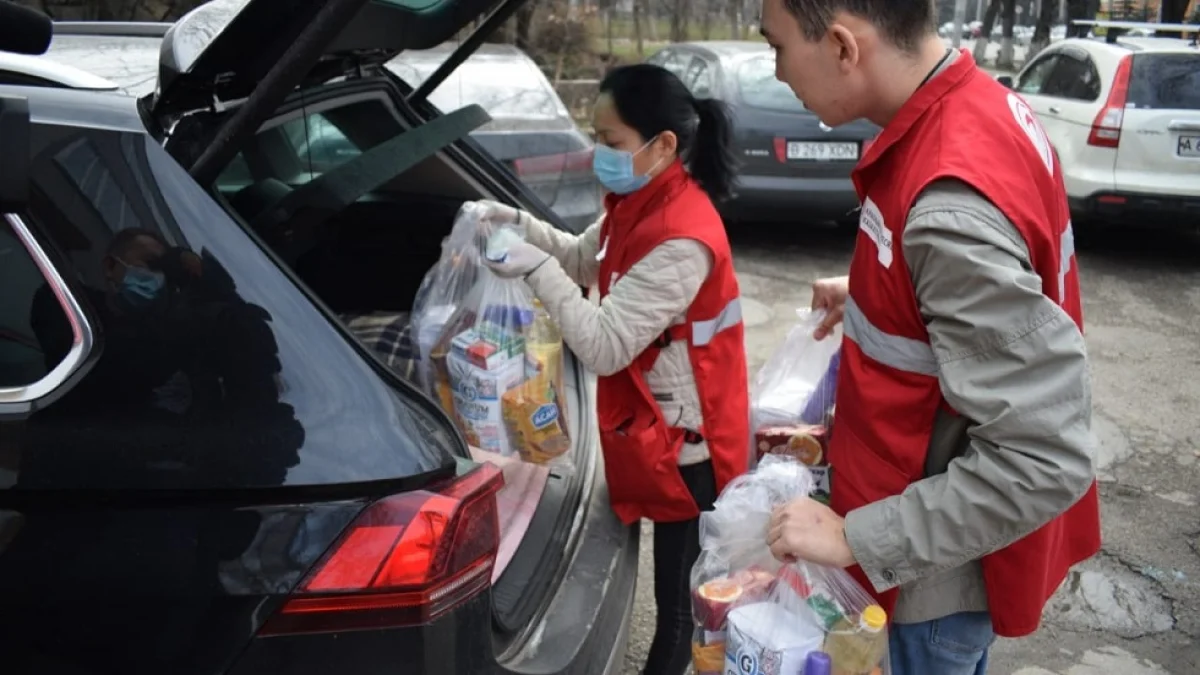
[1041,54,1102,101]
[278,112,363,183]
[656,50,688,78]
[1016,54,1062,95]
[0,217,74,391]
[684,58,715,98]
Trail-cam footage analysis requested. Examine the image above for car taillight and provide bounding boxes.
[861,136,877,155]
[773,137,787,162]
[259,463,504,636]
[1088,54,1133,149]
[513,148,594,182]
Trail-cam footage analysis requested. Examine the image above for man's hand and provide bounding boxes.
[767,497,856,569]
[811,276,850,340]
[484,239,550,279]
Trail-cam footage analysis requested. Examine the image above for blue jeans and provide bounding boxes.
[889,611,995,675]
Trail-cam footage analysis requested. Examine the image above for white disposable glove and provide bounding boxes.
[483,235,551,279]
[473,199,526,232]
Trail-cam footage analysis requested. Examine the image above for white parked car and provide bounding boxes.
[1001,35,1200,226]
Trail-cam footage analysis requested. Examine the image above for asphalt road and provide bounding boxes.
[619,222,1200,675]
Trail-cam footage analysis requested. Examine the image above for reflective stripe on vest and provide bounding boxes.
[692,298,743,347]
[844,297,939,376]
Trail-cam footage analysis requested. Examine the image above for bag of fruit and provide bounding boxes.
[750,309,841,503]
[689,455,890,675]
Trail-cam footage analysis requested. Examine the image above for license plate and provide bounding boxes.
[1177,135,1200,158]
[786,141,859,161]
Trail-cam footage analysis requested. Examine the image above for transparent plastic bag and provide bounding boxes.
[410,202,492,398]
[690,455,890,675]
[751,309,841,502]
[418,203,572,470]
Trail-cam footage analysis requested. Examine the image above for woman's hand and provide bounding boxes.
[484,239,550,279]
[473,199,525,233]
[811,276,850,340]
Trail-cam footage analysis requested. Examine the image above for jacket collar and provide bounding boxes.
[855,49,979,176]
[603,159,689,228]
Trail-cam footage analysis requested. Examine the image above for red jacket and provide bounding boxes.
[831,51,1101,637]
[595,161,749,524]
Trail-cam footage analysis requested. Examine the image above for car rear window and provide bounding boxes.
[1128,53,1200,111]
[389,51,564,119]
[736,55,805,114]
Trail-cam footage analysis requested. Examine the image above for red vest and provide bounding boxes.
[595,161,750,524]
[832,51,1101,637]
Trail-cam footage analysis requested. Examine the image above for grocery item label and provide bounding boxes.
[531,403,559,429]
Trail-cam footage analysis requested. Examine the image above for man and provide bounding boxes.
[758,1,1101,673]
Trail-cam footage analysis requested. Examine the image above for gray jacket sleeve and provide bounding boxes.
[843,179,1096,592]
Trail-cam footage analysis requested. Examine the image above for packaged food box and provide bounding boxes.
[451,329,523,370]
[691,631,725,675]
[724,602,824,675]
[502,375,570,464]
[447,344,525,456]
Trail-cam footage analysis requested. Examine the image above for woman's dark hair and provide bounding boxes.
[598,64,738,202]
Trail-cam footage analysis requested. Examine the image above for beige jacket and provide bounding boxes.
[514,211,715,465]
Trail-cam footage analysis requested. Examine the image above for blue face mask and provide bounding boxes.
[118,262,166,309]
[592,139,664,195]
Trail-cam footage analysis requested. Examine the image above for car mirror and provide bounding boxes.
[0,95,32,211]
[996,75,1015,89]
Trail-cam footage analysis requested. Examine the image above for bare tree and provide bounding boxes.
[664,0,690,42]
[996,0,1018,70]
[972,0,1002,63]
[634,0,646,56]
[1028,0,1057,58]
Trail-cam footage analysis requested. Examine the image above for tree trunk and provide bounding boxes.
[1028,0,1057,60]
[668,0,689,42]
[514,0,537,52]
[605,7,615,55]
[997,0,1017,69]
[634,0,645,56]
[700,0,712,39]
[973,0,1003,63]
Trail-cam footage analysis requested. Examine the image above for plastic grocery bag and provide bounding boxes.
[419,203,572,469]
[751,309,841,502]
[411,203,491,401]
[690,456,890,675]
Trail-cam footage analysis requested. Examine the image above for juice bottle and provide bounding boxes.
[822,604,888,675]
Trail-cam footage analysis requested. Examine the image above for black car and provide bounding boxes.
[0,0,636,673]
[647,41,880,225]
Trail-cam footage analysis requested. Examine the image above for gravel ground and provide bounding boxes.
[620,223,1200,675]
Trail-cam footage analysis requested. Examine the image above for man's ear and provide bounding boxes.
[827,23,861,72]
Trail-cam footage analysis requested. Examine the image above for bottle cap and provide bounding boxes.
[861,604,888,631]
[803,650,832,675]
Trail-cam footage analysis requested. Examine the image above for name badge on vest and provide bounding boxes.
[858,197,893,269]
[596,236,609,262]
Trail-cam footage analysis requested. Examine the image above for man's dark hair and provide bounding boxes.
[782,0,936,51]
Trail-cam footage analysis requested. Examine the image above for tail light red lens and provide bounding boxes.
[513,148,594,182]
[773,137,787,163]
[1088,54,1133,149]
[861,136,877,156]
[259,463,504,636]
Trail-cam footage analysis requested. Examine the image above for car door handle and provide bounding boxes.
[1168,120,1200,132]
[1048,106,1062,114]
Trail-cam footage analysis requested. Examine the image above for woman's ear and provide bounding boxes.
[657,131,679,156]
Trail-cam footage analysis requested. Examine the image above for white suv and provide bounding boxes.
[1003,36,1200,225]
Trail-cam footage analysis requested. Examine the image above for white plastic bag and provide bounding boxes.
[689,456,891,675]
[751,309,841,502]
[416,203,572,470]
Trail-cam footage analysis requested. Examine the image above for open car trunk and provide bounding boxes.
[174,76,594,642]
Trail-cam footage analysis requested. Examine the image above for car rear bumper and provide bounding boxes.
[721,174,860,223]
[1071,190,1200,226]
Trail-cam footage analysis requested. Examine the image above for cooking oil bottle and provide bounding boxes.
[822,604,888,675]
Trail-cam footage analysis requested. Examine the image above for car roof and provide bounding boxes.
[0,50,120,90]
[0,84,144,132]
[393,42,531,63]
[1056,35,1200,57]
[670,40,770,60]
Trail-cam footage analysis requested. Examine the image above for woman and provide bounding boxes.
[474,63,749,675]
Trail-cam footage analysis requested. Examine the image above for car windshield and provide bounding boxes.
[1129,53,1200,111]
[736,54,805,113]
